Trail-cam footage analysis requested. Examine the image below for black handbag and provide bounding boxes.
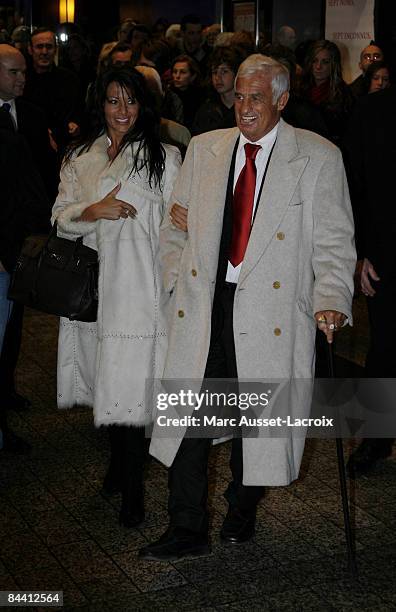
[8,222,98,322]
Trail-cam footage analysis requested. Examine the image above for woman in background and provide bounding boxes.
[299,39,354,145]
[365,60,391,94]
[164,54,204,129]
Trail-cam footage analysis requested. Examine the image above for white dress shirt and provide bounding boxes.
[226,122,279,283]
[0,97,18,129]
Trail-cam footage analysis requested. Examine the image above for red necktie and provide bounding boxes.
[229,143,261,267]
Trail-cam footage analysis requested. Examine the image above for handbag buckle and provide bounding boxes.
[50,252,62,263]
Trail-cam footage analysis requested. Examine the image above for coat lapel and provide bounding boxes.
[196,128,239,280]
[239,120,309,285]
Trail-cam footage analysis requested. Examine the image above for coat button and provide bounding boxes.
[191,269,197,277]
[178,310,185,318]
[274,328,281,336]
[276,232,285,240]
[273,281,280,289]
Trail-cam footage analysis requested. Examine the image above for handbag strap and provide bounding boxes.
[51,219,83,245]
[51,220,84,247]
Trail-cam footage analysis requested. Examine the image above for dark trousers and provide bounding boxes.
[168,284,265,534]
[0,302,24,394]
[0,303,24,432]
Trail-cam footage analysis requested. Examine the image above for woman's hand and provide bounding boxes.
[80,184,137,222]
[170,203,188,232]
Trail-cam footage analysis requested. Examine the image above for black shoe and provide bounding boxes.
[1,430,31,455]
[139,527,210,561]
[347,439,394,479]
[7,392,32,412]
[220,507,255,544]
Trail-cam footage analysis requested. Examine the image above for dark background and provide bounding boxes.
[0,0,395,69]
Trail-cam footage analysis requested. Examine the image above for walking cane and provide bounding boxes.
[327,341,358,578]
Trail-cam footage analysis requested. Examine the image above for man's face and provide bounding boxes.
[29,31,56,73]
[0,49,26,100]
[234,72,288,142]
[359,45,383,73]
[183,23,202,52]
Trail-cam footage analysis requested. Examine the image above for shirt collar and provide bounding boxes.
[238,121,279,152]
[0,97,16,113]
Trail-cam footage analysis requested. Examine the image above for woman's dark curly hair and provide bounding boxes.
[65,66,165,188]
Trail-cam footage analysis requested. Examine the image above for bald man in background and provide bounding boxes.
[349,43,384,99]
[0,44,57,199]
[0,44,55,415]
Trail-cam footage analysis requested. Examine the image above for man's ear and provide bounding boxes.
[277,91,289,111]
[27,44,33,57]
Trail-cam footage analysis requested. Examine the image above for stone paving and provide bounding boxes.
[0,305,395,611]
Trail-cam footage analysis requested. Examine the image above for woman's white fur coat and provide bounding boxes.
[52,134,181,426]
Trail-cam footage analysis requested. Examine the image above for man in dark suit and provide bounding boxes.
[23,28,84,160]
[0,43,54,413]
[344,86,396,476]
[0,110,49,452]
[348,43,384,99]
[0,43,57,201]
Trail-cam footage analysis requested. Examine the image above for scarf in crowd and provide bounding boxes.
[309,80,330,105]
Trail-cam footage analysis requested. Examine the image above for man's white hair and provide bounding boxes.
[236,54,290,103]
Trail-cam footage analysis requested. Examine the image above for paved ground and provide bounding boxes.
[0,301,395,611]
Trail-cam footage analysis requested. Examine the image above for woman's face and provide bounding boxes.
[211,64,235,95]
[172,61,195,90]
[104,81,139,141]
[369,67,390,93]
[312,49,331,85]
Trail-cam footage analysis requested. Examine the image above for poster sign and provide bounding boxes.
[233,2,255,33]
[325,0,375,83]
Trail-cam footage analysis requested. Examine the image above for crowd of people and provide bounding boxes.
[0,11,394,562]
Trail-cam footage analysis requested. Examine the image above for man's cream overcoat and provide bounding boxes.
[150,120,356,485]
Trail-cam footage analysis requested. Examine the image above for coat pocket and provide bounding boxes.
[297,296,313,315]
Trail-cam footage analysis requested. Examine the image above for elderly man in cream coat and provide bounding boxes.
[140,55,356,561]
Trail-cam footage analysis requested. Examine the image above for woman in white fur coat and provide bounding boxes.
[52,67,181,527]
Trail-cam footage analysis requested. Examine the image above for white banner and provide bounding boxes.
[325,0,375,83]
